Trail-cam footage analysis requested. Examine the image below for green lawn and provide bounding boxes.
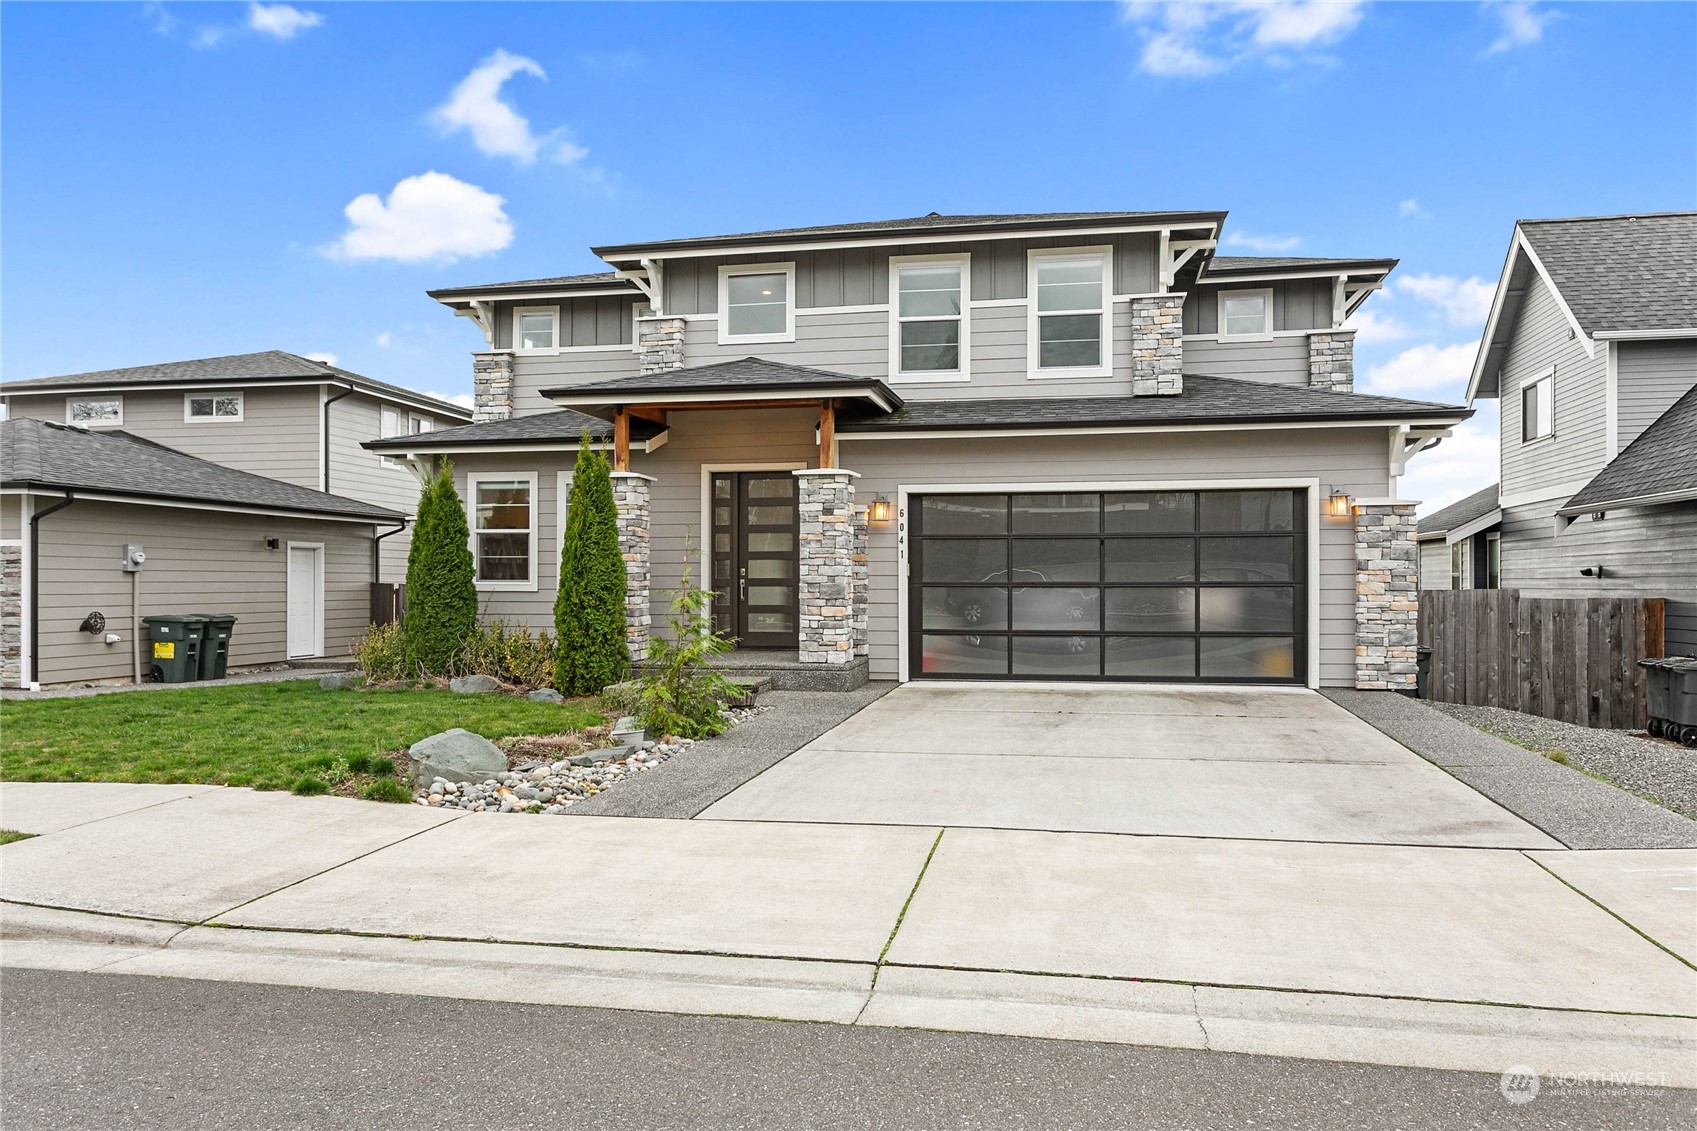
[0,679,603,793]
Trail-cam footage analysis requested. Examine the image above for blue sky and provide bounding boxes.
[4,1,1694,509]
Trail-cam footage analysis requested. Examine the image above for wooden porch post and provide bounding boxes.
[819,399,837,469]
[613,407,631,472]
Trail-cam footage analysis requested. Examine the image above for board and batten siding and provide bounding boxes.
[3,387,322,488]
[1615,339,1696,452]
[1182,278,1335,336]
[491,295,638,351]
[1498,273,1609,502]
[30,499,373,685]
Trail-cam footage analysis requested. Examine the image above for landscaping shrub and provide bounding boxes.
[631,560,743,739]
[554,436,628,694]
[452,619,557,687]
[361,779,413,804]
[404,461,477,675]
[352,621,408,681]
[290,776,330,796]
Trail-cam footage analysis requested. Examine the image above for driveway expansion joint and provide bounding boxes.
[1520,852,1697,973]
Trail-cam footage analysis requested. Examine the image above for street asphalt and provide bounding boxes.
[5,969,1691,1131]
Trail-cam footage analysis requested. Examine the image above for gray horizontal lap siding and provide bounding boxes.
[509,350,641,410]
[1181,336,1312,385]
[328,394,424,582]
[1616,340,1697,452]
[1499,273,1609,502]
[449,457,571,626]
[31,500,372,685]
[1418,539,1452,590]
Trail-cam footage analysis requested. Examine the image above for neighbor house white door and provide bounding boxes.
[287,543,324,658]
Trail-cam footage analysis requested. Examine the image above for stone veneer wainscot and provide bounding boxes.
[1353,501,1419,690]
[795,470,857,665]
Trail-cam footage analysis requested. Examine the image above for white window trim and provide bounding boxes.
[717,262,797,345]
[467,471,539,592]
[1520,365,1555,444]
[378,406,406,469]
[1217,288,1274,341]
[888,253,971,384]
[513,305,561,354]
[183,390,245,423]
[556,469,574,562]
[409,414,434,434]
[65,395,123,428]
[1027,245,1114,380]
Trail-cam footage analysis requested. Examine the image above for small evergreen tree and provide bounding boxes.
[403,461,477,674]
[554,435,629,693]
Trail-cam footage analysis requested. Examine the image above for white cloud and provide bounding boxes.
[323,171,513,264]
[1485,1,1557,54]
[305,351,338,367]
[1396,273,1496,327]
[419,390,475,410]
[1401,413,1500,514]
[374,331,393,349]
[1344,307,1412,346]
[1363,340,1480,395]
[1222,229,1302,252]
[1398,198,1423,218]
[1122,1,1368,76]
[431,49,588,165]
[248,3,323,40]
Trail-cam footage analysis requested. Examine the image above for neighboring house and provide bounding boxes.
[369,211,1470,692]
[1415,484,1501,591]
[0,418,402,688]
[1466,212,1697,654]
[0,351,472,584]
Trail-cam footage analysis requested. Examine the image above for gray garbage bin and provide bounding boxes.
[1639,656,1697,747]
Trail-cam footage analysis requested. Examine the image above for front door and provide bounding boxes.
[286,544,323,658]
[710,472,800,649]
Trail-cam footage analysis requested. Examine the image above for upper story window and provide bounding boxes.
[1521,368,1554,442]
[469,473,537,590]
[514,306,559,351]
[1218,289,1273,339]
[66,396,122,428]
[890,255,968,380]
[185,391,244,422]
[410,415,434,434]
[1029,248,1112,378]
[718,263,795,344]
[378,406,405,468]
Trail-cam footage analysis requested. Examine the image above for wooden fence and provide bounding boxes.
[1418,591,1665,729]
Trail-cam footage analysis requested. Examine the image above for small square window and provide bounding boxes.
[1219,290,1272,338]
[186,392,243,421]
[514,307,558,351]
[718,264,795,343]
[67,397,122,427]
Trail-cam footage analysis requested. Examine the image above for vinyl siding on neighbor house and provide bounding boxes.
[1418,539,1451,590]
[1498,273,1610,503]
[1615,339,1696,452]
[327,393,427,583]
[28,499,374,685]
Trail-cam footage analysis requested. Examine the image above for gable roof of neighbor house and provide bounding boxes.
[1558,384,1697,515]
[541,357,905,417]
[1416,484,1501,542]
[364,409,666,452]
[0,351,473,421]
[1,418,403,523]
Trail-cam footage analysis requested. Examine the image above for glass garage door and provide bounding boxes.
[910,490,1307,683]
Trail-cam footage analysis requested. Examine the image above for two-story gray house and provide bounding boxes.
[1459,212,1696,653]
[369,211,1471,692]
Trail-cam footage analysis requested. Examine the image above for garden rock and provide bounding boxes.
[409,728,507,784]
[450,674,503,695]
[319,672,360,690]
[527,688,565,703]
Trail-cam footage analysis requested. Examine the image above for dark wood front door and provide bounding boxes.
[710,472,800,649]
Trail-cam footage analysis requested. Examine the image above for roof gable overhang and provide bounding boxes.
[544,382,901,420]
[1468,226,1597,403]
[0,374,472,422]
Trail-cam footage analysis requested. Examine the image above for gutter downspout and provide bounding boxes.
[373,518,409,584]
[29,492,75,687]
[322,383,356,494]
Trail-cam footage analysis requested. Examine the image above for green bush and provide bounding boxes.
[352,621,408,681]
[361,779,413,804]
[632,561,743,739]
[290,776,330,796]
[452,619,557,688]
[554,436,629,694]
[404,461,478,675]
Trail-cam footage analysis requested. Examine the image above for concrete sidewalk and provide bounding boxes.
[2,783,1694,1086]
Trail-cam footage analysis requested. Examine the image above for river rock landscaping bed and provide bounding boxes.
[414,705,769,814]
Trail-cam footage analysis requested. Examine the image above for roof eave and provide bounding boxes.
[542,382,904,415]
[1556,486,1697,517]
[0,477,399,523]
[839,408,1473,435]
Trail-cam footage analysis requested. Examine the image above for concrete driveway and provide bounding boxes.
[699,684,1560,848]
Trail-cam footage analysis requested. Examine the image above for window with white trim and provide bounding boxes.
[378,406,404,468]
[891,256,967,378]
[1030,250,1110,376]
[66,396,122,427]
[514,306,559,351]
[1521,369,1554,442]
[469,473,537,588]
[718,264,795,344]
[185,391,244,422]
[410,415,434,434]
[1218,289,1273,339]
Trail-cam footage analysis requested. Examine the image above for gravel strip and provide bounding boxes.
[0,666,346,701]
[1425,701,1697,820]
[1323,690,1697,850]
[565,682,895,819]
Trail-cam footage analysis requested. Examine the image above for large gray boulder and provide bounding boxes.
[409,728,506,784]
[449,674,502,694]
[527,688,565,703]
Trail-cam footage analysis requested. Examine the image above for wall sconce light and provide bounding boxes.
[1327,488,1353,518]
[265,537,280,551]
[868,495,893,523]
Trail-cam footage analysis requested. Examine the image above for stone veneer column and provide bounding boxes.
[1308,329,1356,393]
[850,505,870,658]
[795,470,857,665]
[472,351,515,422]
[1354,502,1419,691]
[0,543,20,689]
[610,473,654,664]
[1130,295,1185,396]
[635,310,686,375]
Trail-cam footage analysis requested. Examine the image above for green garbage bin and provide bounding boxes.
[142,615,206,683]
[194,613,238,680]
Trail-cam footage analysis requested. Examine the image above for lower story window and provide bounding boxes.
[470,475,536,587]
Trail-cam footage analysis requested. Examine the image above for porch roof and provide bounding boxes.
[541,357,904,418]
[364,409,667,453]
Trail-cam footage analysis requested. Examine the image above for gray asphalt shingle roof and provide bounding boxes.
[0,351,473,419]
[1561,385,1697,513]
[547,357,901,399]
[1519,213,1697,335]
[1,418,403,522]
[365,409,664,451]
[1417,483,1501,538]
